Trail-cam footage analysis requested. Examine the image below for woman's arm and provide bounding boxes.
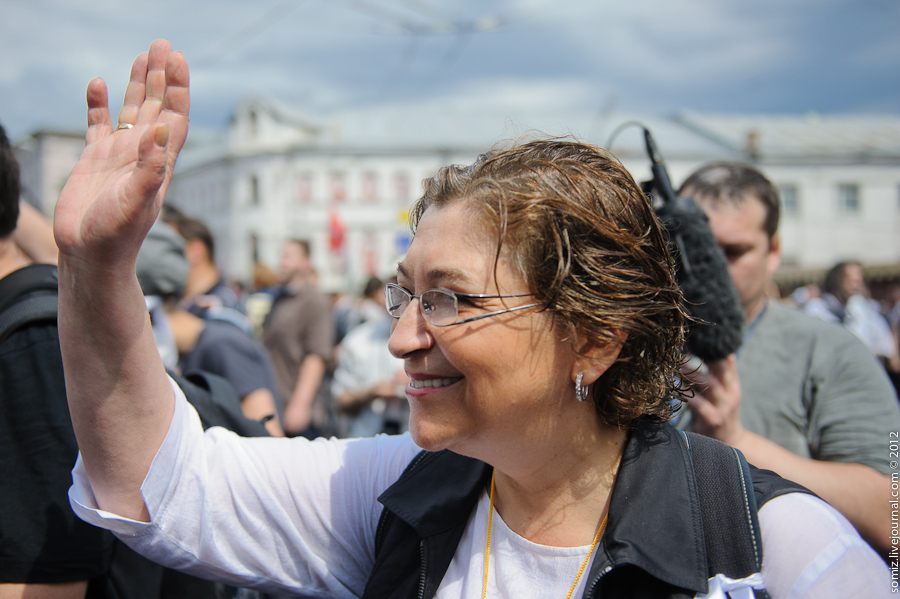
[54,39,190,521]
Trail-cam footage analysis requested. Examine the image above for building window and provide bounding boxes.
[248,110,258,139]
[331,172,346,203]
[362,232,378,276]
[777,184,799,216]
[297,172,313,204]
[362,171,378,203]
[394,172,409,204]
[250,175,260,206]
[837,183,859,213]
[250,233,260,264]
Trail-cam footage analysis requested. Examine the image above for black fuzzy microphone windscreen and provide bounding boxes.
[654,197,744,361]
[640,128,744,362]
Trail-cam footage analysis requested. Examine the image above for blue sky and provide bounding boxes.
[1,0,897,142]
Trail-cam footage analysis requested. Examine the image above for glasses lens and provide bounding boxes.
[385,285,410,317]
[420,289,457,325]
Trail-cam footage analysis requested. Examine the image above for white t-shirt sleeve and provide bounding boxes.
[69,375,422,598]
[759,493,893,598]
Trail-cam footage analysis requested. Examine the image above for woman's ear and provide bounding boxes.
[572,329,628,386]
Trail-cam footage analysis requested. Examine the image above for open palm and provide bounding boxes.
[54,40,189,267]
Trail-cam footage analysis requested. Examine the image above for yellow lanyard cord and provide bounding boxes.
[482,472,609,599]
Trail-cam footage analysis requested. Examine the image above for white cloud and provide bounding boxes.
[0,0,895,142]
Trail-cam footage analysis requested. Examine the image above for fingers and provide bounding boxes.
[137,40,173,126]
[687,393,720,428]
[86,78,112,144]
[707,354,738,388]
[123,124,170,208]
[158,50,190,153]
[117,52,149,127]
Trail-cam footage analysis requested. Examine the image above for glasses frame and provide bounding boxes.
[384,282,542,327]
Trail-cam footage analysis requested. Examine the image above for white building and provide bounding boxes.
[14,129,84,215]
[15,104,900,297]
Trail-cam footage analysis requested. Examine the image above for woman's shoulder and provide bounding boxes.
[330,432,424,483]
[758,493,891,598]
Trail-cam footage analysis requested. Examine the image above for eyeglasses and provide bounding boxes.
[384,283,542,327]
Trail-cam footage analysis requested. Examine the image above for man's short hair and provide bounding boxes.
[0,124,21,239]
[362,276,384,299]
[678,162,780,240]
[287,238,311,258]
[172,215,216,262]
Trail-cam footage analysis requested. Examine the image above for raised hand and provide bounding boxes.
[54,39,189,269]
[54,40,190,520]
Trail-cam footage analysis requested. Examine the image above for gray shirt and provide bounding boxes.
[735,301,899,474]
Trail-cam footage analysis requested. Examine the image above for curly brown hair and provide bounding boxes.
[410,138,688,429]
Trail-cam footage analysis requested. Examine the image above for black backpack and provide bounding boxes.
[0,263,59,345]
[0,264,268,438]
[0,264,270,599]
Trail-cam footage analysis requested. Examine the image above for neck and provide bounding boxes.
[490,415,626,547]
[0,238,30,281]
[166,309,205,355]
[286,273,308,288]
[744,297,767,325]
[184,262,220,299]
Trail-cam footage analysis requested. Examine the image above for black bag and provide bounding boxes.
[0,263,59,344]
[0,264,268,438]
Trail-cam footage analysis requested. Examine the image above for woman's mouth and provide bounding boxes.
[409,377,461,389]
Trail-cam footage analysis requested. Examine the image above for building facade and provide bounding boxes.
[15,104,900,298]
[14,129,85,215]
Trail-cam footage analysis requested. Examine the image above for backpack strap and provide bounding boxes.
[169,369,270,437]
[683,431,770,599]
[0,264,59,344]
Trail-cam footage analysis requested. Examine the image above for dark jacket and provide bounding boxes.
[363,421,806,599]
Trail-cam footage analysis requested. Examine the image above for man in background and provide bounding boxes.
[262,239,335,437]
[162,208,242,313]
[332,277,410,438]
[137,221,284,437]
[0,123,161,597]
[678,162,900,557]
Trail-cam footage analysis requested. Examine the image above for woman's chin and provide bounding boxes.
[407,424,448,452]
[407,416,458,453]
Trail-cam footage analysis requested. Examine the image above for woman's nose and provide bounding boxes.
[387,299,434,359]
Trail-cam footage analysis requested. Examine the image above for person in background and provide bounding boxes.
[262,238,335,437]
[161,208,242,313]
[332,277,410,437]
[333,275,390,344]
[136,220,285,437]
[802,261,900,372]
[0,121,166,598]
[678,161,900,557]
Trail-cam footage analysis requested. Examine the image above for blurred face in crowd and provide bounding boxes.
[696,194,781,323]
[279,241,311,284]
[837,263,866,302]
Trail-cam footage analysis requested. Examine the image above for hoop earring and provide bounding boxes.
[575,371,590,403]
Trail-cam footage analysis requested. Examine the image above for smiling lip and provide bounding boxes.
[406,372,463,396]
[409,377,460,389]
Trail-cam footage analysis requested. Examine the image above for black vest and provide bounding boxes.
[363,422,809,599]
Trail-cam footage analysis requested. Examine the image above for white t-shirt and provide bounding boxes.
[69,378,892,598]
